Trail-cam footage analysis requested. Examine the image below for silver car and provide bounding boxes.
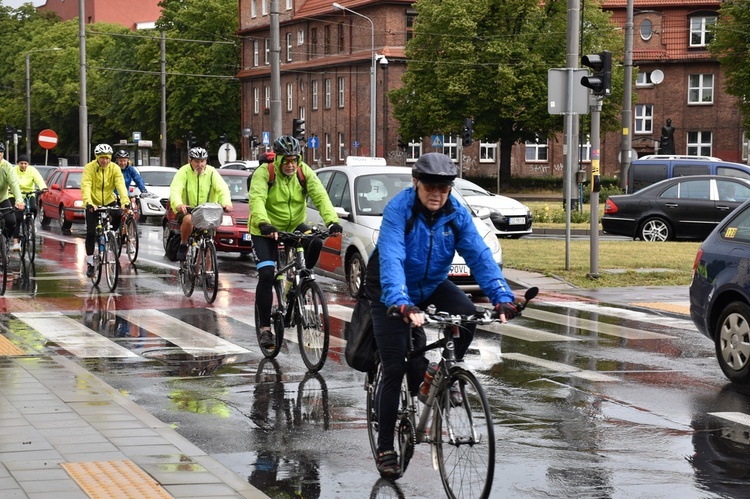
[453,178,532,238]
[306,159,503,297]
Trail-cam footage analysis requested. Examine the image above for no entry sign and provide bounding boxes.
[38,129,58,150]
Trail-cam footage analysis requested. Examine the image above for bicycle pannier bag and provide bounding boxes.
[345,296,377,372]
[191,203,223,230]
[165,230,180,261]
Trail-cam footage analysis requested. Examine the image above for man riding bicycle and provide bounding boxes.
[11,154,46,251]
[81,144,130,277]
[364,152,523,479]
[0,143,24,244]
[169,147,232,262]
[248,135,342,350]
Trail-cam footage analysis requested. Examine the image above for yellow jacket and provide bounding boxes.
[81,160,129,208]
[15,165,47,194]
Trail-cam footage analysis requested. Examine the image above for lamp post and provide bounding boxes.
[332,2,376,156]
[25,47,61,158]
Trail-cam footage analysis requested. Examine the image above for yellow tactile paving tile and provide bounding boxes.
[0,335,24,356]
[61,460,172,499]
[632,302,690,316]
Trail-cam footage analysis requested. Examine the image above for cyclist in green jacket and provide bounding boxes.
[81,143,130,277]
[11,154,47,251]
[249,135,342,350]
[0,143,24,244]
[169,147,232,261]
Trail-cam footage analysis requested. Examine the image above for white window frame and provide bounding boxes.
[286,83,293,112]
[324,78,331,109]
[690,16,717,48]
[442,135,458,161]
[253,87,260,114]
[251,0,257,18]
[253,40,259,67]
[297,29,304,46]
[264,86,270,109]
[479,141,496,163]
[339,132,345,160]
[687,131,712,156]
[298,106,305,122]
[744,130,748,163]
[286,33,293,62]
[325,133,331,162]
[634,104,653,134]
[286,0,292,10]
[636,71,654,88]
[525,139,549,162]
[688,74,714,104]
[407,140,422,163]
[579,136,591,163]
[337,77,345,108]
[264,39,270,65]
[312,80,319,110]
[262,0,268,16]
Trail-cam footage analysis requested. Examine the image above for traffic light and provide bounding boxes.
[292,118,305,141]
[250,135,259,147]
[461,118,473,147]
[219,133,228,144]
[581,50,612,96]
[5,125,12,142]
[187,130,196,148]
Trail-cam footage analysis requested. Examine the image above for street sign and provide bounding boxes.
[38,129,58,150]
[308,136,319,149]
[217,143,237,165]
[353,140,360,149]
[548,69,590,115]
[262,131,270,146]
[431,135,444,148]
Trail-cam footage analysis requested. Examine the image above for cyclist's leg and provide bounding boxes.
[252,235,277,331]
[419,279,477,360]
[294,223,323,269]
[109,204,123,233]
[11,206,22,242]
[0,199,16,242]
[84,208,97,255]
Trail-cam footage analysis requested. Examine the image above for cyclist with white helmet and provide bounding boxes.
[81,143,130,276]
[169,146,232,261]
[249,135,342,350]
[113,149,147,197]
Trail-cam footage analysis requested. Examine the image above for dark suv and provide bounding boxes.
[628,155,750,193]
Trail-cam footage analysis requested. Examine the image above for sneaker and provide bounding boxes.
[449,384,463,407]
[86,264,95,278]
[176,244,188,261]
[11,242,20,252]
[259,329,276,350]
[376,450,400,479]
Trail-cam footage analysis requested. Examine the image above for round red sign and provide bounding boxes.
[38,129,58,150]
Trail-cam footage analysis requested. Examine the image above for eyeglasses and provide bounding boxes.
[283,157,298,165]
[419,182,451,194]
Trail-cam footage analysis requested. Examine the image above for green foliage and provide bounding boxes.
[711,2,750,129]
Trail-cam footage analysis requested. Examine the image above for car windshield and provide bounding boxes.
[354,173,412,216]
[66,172,82,189]
[455,178,491,197]
[140,170,176,187]
[223,175,249,201]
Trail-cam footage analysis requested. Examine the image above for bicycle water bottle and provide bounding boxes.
[418,362,439,403]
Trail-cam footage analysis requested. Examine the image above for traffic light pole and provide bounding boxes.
[588,96,602,278]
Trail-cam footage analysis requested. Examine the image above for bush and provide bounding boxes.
[531,204,591,224]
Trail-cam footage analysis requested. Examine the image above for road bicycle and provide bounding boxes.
[178,203,222,304]
[254,227,332,372]
[116,199,139,264]
[0,205,15,295]
[365,287,538,499]
[19,189,43,263]
[90,206,120,292]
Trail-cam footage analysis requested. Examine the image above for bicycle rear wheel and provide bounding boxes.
[435,368,495,499]
[124,216,139,263]
[255,279,283,358]
[104,232,119,292]
[91,245,103,286]
[27,217,35,263]
[365,362,382,462]
[0,236,7,295]
[202,239,218,303]
[179,245,196,297]
[19,217,28,262]
[296,280,330,372]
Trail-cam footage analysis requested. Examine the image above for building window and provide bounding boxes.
[324,26,331,55]
[687,131,712,156]
[312,80,319,110]
[744,130,748,163]
[406,10,416,42]
[525,139,548,162]
[636,71,654,87]
[579,136,591,162]
[264,86,270,109]
[325,133,331,161]
[339,132,345,160]
[479,141,496,163]
[337,77,345,108]
[690,16,717,48]
[298,106,305,123]
[442,135,458,161]
[324,78,331,109]
[311,28,317,56]
[251,0,256,18]
[286,33,293,62]
[286,0,292,10]
[634,104,653,134]
[264,39,270,65]
[262,0,268,16]
[338,23,344,53]
[253,87,260,115]
[640,19,652,41]
[253,40,259,67]
[407,140,422,162]
[286,83,293,112]
[297,29,304,46]
[688,74,714,104]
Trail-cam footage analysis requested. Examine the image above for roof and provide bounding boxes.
[604,0,720,6]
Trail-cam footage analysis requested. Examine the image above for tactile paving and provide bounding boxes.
[0,335,24,356]
[632,302,690,315]
[61,460,172,498]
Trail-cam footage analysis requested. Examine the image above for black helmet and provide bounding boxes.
[412,153,457,185]
[0,142,6,152]
[273,135,301,156]
[114,149,129,159]
[189,147,208,159]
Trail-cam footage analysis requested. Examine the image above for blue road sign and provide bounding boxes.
[431,135,444,148]
[353,140,360,149]
[262,131,270,146]
[308,136,319,149]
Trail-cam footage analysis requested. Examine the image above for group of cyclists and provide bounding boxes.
[12,133,528,482]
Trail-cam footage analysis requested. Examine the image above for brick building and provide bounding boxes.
[39,0,161,30]
[238,0,744,182]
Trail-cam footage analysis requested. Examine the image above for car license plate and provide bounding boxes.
[242,233,252,241]
[449,264,470,276]
[509,217,526,225]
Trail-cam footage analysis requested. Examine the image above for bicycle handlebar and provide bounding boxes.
[276,226,330,241]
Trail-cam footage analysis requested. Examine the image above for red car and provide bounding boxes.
[162,169,252,256]
[40,167,85,233]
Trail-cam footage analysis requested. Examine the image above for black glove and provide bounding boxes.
[259,222,278,236]
[398,304,421,319]
[327,222,343,234]
[86,203,94,212]
[495,302,520,320]
[123,204,131,211]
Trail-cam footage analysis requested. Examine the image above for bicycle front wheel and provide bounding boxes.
[202,240,218,303]
[255,279,283,358]
[20,217,29,262]
[0,236,7,295]
[27,217,35,263]
[435,368,495,499]
[104,232,119,292]
[296,280,330,372]
[124,217,139,263]
[365,362,382,462]
[91,245,103,286]
[179,246,196,297]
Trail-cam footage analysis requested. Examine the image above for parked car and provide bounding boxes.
[690,198,750,384]
[602,175,750,241]
[161,169,252,256]
[305,158,503,297]
[219,160,259,172]
[39,167,84,233]
[453,178,532,238]
[129,166,178,222]
[35,165,58,184]
[627,155,750,193]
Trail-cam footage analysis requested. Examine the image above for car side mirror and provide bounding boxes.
[51,184,61,191]
[334,206,352,221]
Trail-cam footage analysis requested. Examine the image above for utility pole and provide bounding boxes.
[270,0,282,141]
[563,0,581,270]
[620,0,634,190]
[78,0,88,165]
[160,31,167,167]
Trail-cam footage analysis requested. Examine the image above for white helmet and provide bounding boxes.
[94,143,113,157]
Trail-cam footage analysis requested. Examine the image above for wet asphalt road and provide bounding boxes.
[5,221,750,498]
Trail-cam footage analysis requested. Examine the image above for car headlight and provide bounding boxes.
[372,229,379,246]
[73,200,83,208]
[484,232,501,255]
[221,215,233,227]
[488,209,505,222]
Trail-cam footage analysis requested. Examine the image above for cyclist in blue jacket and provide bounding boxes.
[364,152,522,479]
[114,149,147,197]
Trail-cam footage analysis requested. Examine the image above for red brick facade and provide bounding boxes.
[39,0,161,30]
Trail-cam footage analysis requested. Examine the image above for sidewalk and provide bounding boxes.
[0,354,265,498]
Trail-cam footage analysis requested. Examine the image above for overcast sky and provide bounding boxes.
[3,0,46,9]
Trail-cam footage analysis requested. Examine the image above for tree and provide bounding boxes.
[390,0,623,188]
[710,2,750,129]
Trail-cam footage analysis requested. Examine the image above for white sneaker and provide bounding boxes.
[11,243,20,252]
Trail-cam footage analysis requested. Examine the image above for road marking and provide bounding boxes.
[525,307,675,340]
[13,312,141,358]
[709,412,750,427]
[539,300,695,330]
[62,460,171,499]
[502,352,620,382]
